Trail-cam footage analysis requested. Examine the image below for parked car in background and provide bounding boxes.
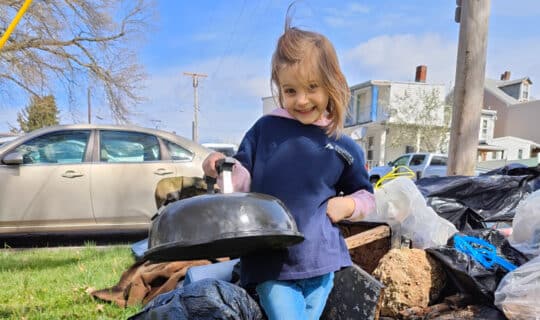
[0,124,212,235]
[202,143,238,157]
[368,153,448,184]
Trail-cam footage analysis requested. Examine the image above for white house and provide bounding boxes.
[481,71,540,160]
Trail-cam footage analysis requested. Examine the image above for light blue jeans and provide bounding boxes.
[255,272,334,320]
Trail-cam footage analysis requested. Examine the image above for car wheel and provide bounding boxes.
[369,177,379,185]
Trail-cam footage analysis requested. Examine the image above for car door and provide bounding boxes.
[0,130,93,234]
[424,155,448,177]
[91,130,176,228]
[408,154,427,178]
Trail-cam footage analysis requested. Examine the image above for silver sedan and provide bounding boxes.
[0,124,211,235]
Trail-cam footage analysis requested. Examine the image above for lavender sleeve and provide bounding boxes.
[346,189,376,222]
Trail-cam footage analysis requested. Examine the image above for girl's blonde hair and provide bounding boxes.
[271,17,350,137]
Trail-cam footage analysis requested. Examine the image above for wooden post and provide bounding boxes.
[447,0,491,176]
[345,225,390,249]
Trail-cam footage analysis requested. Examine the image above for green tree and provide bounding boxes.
[387,88,452,153]
[15,95,59,133]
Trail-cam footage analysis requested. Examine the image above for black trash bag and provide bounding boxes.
[416,174,531,225]
[481,164,540,192]
[128,279,263,320]
[426,229,529,304]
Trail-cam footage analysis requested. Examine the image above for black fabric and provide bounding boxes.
[416,174,531,227]
[481,164,540,192]
[426,229,529,304]
[129,279,263,320]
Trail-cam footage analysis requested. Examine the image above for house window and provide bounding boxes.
[405,145,414,153]
[522,84,529,100]
[356,92,370,123]
[366,136,374,161]
[345,96,356,126]
[518,149,523,159]
[481,119,488,140]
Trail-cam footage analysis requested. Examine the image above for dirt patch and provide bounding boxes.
[372,248,446,317]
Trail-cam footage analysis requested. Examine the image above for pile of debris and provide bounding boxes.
[91,165,540,319]
[344,165,540,320]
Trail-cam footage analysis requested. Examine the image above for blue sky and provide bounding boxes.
[1,0,539,144]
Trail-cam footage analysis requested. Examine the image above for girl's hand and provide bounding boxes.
[202,152,226,178]
[326,197,355,223]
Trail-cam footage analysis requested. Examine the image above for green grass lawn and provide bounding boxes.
[0,243,142,319]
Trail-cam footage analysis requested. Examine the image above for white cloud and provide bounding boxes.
[342,33,457,86]
[341,32,540,99]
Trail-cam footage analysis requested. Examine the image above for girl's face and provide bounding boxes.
[278,65,329,125]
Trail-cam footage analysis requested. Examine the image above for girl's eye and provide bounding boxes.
[308,83,319,91]
[283,88,296,95]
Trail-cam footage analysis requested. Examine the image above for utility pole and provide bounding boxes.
[447,0,491,176]
[87,87,91,124]
[183,72,207,143]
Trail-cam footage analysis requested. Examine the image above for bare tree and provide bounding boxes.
[0,0,153,123]
[387,88,452,153]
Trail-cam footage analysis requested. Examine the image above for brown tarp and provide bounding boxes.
[91,259,211,307]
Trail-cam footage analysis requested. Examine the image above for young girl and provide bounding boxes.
[203,19,375,320]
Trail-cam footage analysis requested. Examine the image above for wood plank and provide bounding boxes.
[345,225,390,249]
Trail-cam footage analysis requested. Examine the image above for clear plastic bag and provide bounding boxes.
[370,177,458,249]
[509,190,540,257]
[494,255,540,320]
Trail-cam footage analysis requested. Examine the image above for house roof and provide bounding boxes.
[349,79,445,91]
[484,78,520,106]
[491,136,540,148]
[498,77,532,87]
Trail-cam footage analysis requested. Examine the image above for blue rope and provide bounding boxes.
[453,235,517,272]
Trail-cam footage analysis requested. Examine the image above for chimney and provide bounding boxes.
[415,65,427,83]
[500,71,511,81]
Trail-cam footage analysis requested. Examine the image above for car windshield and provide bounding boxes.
[392,156,409,166]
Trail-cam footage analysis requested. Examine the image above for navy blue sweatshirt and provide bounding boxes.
[234,114,373,285]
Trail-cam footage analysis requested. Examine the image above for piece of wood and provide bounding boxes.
[345,225,391,249]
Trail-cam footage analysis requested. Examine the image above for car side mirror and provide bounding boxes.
[387,161,393,166]
[2,151,24,165]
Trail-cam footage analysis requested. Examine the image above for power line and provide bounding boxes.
[210,0,247,79]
